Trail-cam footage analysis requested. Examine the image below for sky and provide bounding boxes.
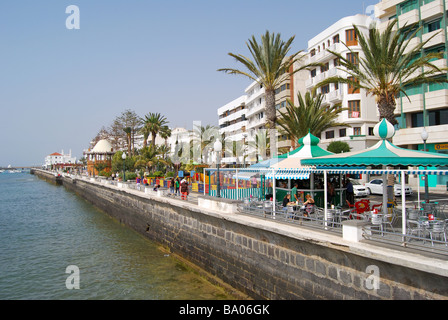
[0,0,379,167]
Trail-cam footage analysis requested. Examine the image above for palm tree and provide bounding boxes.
[142,113,169,148]
[140,124,151,150]
[218,31,312,157]
[192,124,219,164]
[277,92,348,145]
[159,125,172,148]
[123,127,132,156]
[314,19,448,125]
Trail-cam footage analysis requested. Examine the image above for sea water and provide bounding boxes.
[0,172,233,300]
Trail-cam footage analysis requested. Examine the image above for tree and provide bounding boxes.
[218,31,311,157]
[315,19,448,125]
[119,109,142,155]
[277,92,348,144]
[142,112,169,148]
[327,141,351,154]
[159,125,172,148]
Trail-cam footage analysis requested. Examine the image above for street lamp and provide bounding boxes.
[421,128,429,203]
[214,140,222,198]
[122,152,127,182]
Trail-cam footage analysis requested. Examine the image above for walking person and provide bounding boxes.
[170,177,175,194]
[346,179,354,206]
[180,178,189,200]
[175,177,180,196]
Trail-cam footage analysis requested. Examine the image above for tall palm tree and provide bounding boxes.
[123,127,132,156]
[315,19,448,125]
[277,92,348,144]
[140,125,151,150]
[159,125,172,148]
[218,31,312,157]
[142,113,169,148]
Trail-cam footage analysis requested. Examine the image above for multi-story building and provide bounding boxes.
[306,14,380,151]
[375,0,448,190]
[218,95,248,166]
[44,150,77,169]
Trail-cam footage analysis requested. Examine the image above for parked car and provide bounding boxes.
[364,179,413,196]
[351,180,369,197]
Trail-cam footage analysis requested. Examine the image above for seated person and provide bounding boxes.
[282,194,293,209]
[303,194,315,216]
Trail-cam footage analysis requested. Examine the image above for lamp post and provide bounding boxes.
[421,128,429,203]
[122,152,127,182]
[214,140,222,198]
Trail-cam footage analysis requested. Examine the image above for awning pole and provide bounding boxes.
[402,170,406,243]
[272,171,276,217]
[204,169,206,195]
[382,167,388,215]
[236,169,239,200]
[417,173,421,209]
[324,170,328,229]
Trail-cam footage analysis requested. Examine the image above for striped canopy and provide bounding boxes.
[301,119,448,168]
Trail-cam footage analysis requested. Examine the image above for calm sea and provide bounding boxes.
[0,171,233,300]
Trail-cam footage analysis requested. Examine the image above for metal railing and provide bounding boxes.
[61,172,448,256]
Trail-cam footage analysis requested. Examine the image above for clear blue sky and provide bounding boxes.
[0,0,379,166]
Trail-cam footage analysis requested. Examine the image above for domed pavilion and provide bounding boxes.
[86,139,115,176]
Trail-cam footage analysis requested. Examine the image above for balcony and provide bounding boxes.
[398,9,419,26]
[403,37,421,55]
[378,0,403,12]
[308,43,341,64]
[328,89,344,103]
[393,124,448,147]
[422,29,445,49]
[398,94,424,114]
[305,77,315,88]
[425,89,448,110]
[421,0,444,21]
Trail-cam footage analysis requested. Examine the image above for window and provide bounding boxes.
[321,84,330,94]
[353,127,361,136]
[333,58,340,67]
[325,131,335,139]
[345,29,358,46]
[399,0,418,15]
[368,127,374,136]
[425,45,446,62]
[333,34,340,44]
[411,112,424,128]
[348,100,361,118]
[321,62,329,73]
[347,77,360,94]
[339,128,346,137]
[424,19,441,34]
[310,69,317,78]
[346,52,359,66]
[310,49,316,57]
[429,109,448,126]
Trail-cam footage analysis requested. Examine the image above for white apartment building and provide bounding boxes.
[375,0,448,190]
[44,150,77,169]
[218,95,248,165]
[306,14,380,151]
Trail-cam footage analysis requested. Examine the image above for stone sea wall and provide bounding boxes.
[32,169,448,300]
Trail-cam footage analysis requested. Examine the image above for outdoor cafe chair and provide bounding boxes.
[427,220,447,247]
[406,220,426,241]
[370,212,384,236]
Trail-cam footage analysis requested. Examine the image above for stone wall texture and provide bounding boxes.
[32,170,448,300]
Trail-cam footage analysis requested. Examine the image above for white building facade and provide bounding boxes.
[375,0,448,190]
[44,150,77,169]
[306,14,380,151]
